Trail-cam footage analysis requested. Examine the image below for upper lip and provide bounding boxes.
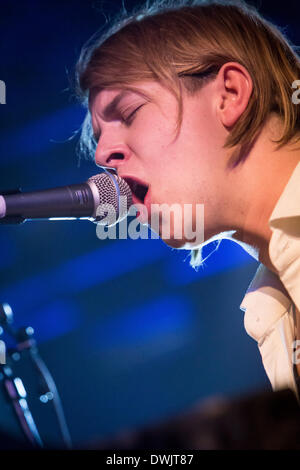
[120,175,150,204]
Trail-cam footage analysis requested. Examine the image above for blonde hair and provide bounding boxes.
[75,0,300,268]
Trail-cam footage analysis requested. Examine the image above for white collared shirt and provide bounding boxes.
[240,162,300,398]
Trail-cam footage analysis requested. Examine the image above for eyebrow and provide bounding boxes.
[101,90,130,120]
[92,91,127,142]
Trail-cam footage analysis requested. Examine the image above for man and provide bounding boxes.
[76,0,300,397]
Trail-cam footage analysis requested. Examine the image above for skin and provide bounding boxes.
[90,62,300,272]
[91,62,300,375]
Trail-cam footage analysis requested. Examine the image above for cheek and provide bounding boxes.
[129,118,177,172]
[129,119,161,152]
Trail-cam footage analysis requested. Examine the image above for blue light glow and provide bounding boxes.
[87,294,195,350]
[163,240,256,285]
[0,237,168,316]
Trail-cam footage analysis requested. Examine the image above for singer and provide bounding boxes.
[75,1,300,399]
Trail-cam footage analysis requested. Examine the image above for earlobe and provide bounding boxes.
[217,62,253,128]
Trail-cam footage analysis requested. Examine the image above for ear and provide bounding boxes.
[214,62,253,128]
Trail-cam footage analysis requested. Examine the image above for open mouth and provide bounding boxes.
[123,177,149,204]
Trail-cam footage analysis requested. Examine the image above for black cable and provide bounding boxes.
[28,347,72,449]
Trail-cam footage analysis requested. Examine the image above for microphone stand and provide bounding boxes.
[0,303,72,449]
[0,362,43,448]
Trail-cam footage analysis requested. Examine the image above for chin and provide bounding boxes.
[161,237,186,249]
[151,220,195,249]
[150,215,200,249]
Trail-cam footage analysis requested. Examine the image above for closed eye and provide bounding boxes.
[92,103,144,143]
[122,104,144,125]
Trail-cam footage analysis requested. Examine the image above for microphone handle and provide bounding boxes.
[1,183,95,219]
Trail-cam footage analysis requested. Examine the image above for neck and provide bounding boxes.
[225,115,300,273]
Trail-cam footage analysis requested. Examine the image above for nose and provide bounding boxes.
[94,132,131,170]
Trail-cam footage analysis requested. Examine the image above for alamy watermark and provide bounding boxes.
[0,80,6,104]
[0,340,6,364]
[95,201,205,242]
[292,80,300,105]
[292,340,300,365]
[96,199,205,245]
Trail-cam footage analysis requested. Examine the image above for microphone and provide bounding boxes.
[0,172,132,225]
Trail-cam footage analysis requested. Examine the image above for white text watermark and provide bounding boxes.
[95,200,204,245]
[292,340,300,365]
[292,80,300,105]
[0,340,6,364]
[0,80,6,104]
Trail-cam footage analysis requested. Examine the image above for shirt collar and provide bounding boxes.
[269,162,300,233]
[240,263,291,340]
[267,161,300,311]
[240,161,300,333]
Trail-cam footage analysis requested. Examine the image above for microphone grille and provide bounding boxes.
[88,172,132,224]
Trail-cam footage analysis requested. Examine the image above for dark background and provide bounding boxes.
[0,0,298,448]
